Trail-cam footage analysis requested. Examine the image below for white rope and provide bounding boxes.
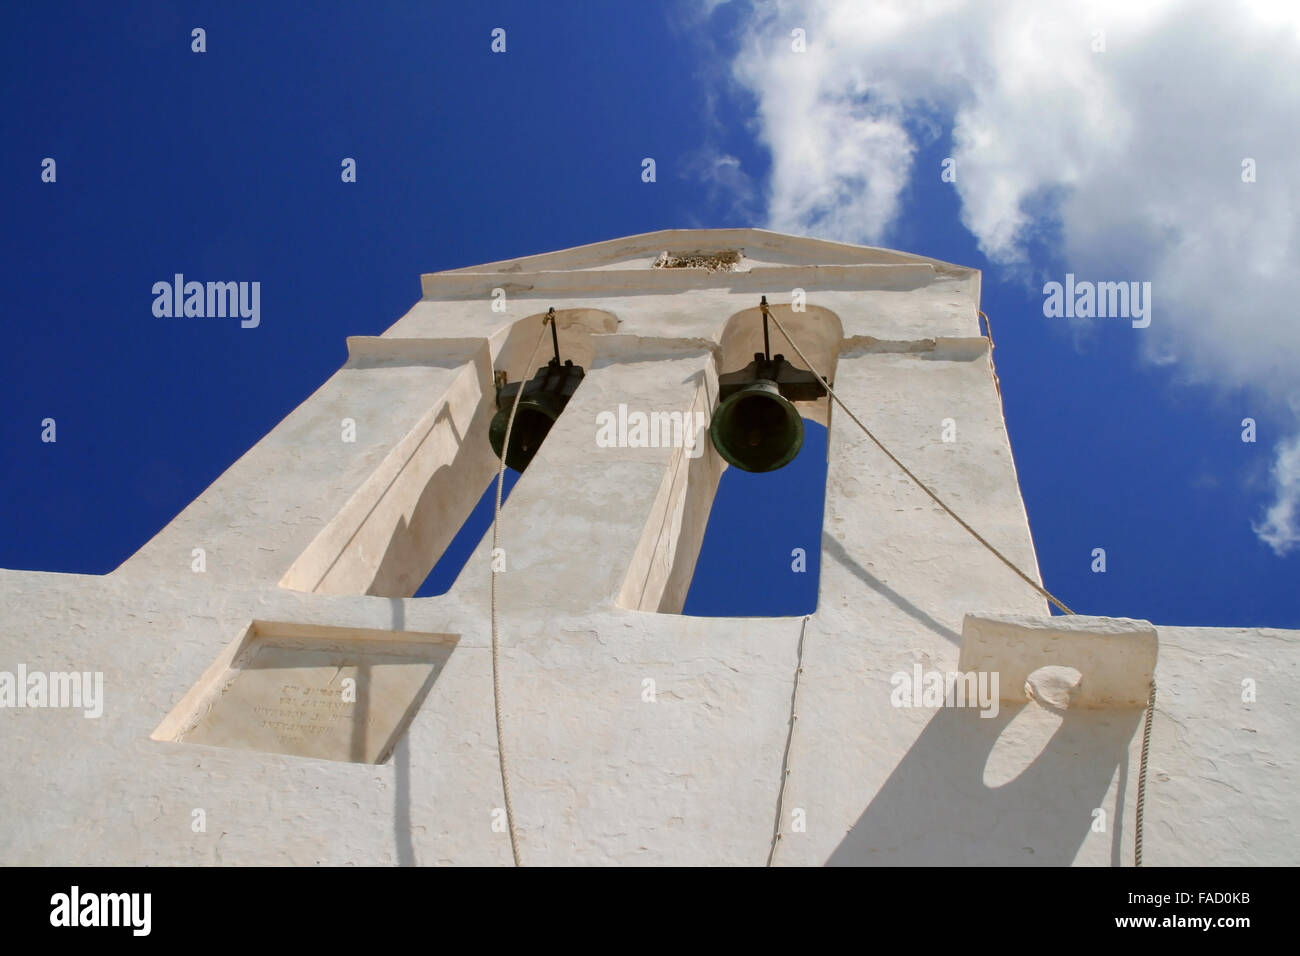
[489,312,553,867]
[768,615,810,866]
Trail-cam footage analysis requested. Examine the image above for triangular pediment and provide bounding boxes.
[430,228,975,277]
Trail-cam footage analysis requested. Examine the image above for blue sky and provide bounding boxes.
[3,1,1296,628]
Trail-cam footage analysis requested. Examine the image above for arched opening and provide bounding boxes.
[413,466,520,597]
[683,418,829,615]
[690,303,840,615]
[617,302,842,616]
[279,308,614,597]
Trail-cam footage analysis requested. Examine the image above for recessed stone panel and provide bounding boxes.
[154,621,456,764]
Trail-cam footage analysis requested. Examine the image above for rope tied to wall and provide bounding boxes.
[762,303,1074,614]
[978,310,1004,404]
[768,614,810,866]
[484,301,1154,869]
[760,302,1166,870]
[1135,680,1156,867]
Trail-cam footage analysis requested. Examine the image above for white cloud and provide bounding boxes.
[720,0,1300,553]
[1255,432,1300,554]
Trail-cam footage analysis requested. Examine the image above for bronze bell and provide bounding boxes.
[488,363,581,472]
[709,379,805,473]
[710,332,827,472]
[490,310,584,472]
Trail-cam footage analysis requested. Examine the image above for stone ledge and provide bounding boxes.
[958,612,1157,708]
[419,263,939,299]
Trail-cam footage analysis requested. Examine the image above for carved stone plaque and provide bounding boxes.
[158,622,455,764]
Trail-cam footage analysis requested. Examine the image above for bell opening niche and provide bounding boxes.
[413,466,520,597]
[683,417,829,616]
[278,309,612,598]
[616,303,842,616]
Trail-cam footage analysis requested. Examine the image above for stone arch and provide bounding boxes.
[717,302,843,427]
[279,308,615,597]
[616,301,844,614]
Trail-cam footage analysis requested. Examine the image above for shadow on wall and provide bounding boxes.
[390,596,416,867]
[367,401,486,596]
[827,703,1139,866]
[819,530,962,645]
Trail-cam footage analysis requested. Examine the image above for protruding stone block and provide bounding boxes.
[959,613,1157,708]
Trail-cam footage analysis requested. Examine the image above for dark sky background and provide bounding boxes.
[2,2,1294,627]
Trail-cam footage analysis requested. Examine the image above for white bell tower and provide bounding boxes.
[1,229,1294,866]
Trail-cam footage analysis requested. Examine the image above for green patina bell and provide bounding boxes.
[709,379,805,472]
[709,300,828,471]
[489,308,585,472]
[489,377,575,472]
